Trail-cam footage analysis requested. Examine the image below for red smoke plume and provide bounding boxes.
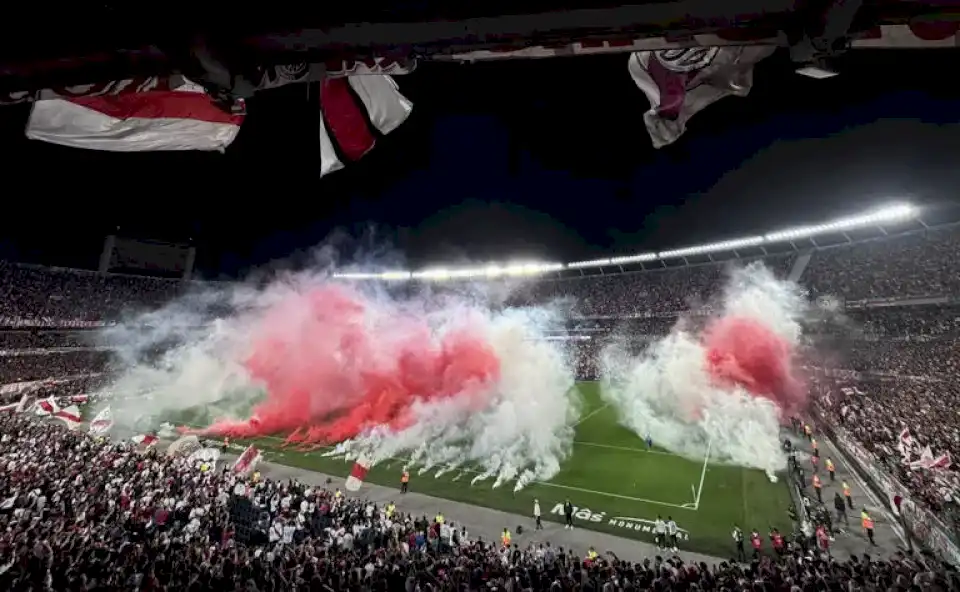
[702,315,805,417]
[189,285,501,443]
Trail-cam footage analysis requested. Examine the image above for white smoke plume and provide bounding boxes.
[600,262,808,475]
[96,268,581,490]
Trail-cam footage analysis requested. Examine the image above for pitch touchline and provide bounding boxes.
[183,423,695,510]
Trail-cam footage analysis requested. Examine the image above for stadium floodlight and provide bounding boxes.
[765,202,916,242]
[659,236,765,259]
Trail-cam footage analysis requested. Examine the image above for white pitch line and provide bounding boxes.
[205,426,693,508]
[571,403,610,427]
[573,440,684,458]
[692,436,712,510]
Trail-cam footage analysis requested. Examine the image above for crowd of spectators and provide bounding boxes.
[4,411,957,591]
[0,351,111,385]
[1,224,960,587]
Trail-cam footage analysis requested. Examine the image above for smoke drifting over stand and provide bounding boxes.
[600,263,808,475]
[99,271,581,490]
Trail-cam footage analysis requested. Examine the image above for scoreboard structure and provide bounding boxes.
[99,235,197,280]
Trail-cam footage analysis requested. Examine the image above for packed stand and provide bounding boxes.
[509,254,793,318]
[0,331,97,350]
[3,412,959,591]
[817,377,960,530]
[0,351,111,384]
[804,226,960,302]
[0,262,181,325]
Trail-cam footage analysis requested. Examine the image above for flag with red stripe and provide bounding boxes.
[26,78,244,152]
[319,75,413,176]
[53,405,82,430]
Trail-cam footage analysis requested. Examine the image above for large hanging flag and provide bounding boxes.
[26,78,244,152]
[318,75,413,176]
[628,46,774,148]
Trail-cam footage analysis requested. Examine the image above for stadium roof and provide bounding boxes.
[335,202,918,281]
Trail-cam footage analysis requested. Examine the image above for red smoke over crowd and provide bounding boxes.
[191,286,501,443]
[702,315,805,417]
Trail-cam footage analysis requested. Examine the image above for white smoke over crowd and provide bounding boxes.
[600,263,809,476]
[95,268,581,490]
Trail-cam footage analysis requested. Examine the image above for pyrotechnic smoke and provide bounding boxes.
[600,262,807,474]
[98,272,579,489]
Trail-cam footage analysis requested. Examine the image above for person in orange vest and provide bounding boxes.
[811,437,818,453]
[813,474,823,503]
[400,467,410,494]
[222,436,230,453]
[811,452,820,472]
[750,529,762,557]
[842,481,853,509]
[501,528,512,547]
[825,458,835,482]
[861,509,876,546]
[804,424,812,441]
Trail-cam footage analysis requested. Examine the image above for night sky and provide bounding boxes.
[0,48,958,278]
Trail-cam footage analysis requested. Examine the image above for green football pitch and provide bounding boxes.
[173,381,793,558]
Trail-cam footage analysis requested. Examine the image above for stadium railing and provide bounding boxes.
[815,411,960,566]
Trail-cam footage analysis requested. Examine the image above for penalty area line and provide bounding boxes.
[571,403,610,428]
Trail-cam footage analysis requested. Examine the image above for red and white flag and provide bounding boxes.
[88,407,113,435]
[318,75,413,176]
[131,434,159,448]
[628,46,774,148]
[26,78,244,152]
[232,445,262,476]
[930,452,952,471]
[53,405,82,430]
[0,401,17,413]
[70,394,89,404]
[344,455,372,492]
[34,397,59,417]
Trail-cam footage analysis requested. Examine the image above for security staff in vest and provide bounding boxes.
[842,482,853,509]
[861,509,876,545]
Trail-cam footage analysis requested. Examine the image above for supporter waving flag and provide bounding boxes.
[33,397,58,417]
[88,407,114,435]
[131,434,159,448]
[52,405,82,430]
[232,445,262,476]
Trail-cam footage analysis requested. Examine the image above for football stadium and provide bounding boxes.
[3,2,960,587]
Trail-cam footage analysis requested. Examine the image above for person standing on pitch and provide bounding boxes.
[563,499,574,529]
[732,525,746,561]
[400,466,410,494]
[533,499,543,530]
